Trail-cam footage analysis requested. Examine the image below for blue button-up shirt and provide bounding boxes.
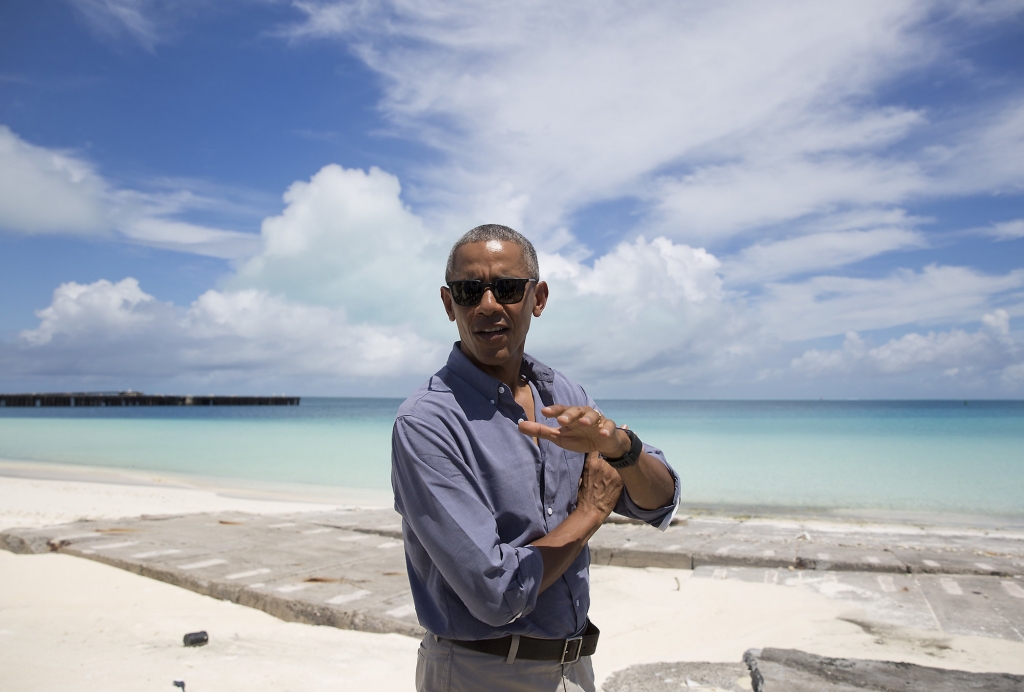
[391,344,680,641]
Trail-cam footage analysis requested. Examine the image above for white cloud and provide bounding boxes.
[281,0,1023,248]
[12,277,445,382]
[0,126,260,258]
[180,289,444,376]
[8,159,1024,394]
[68,0,162,51]
[790,310,1020,379]
[22,278,165,346]
[981,218,1024,241]
[229,164,449,326]
[119,218,262,259]
[1002,361,1024,385]
[529,236,758,386]
[927,97,1024,196]
[724,227,927,284]
[758,265,1024,342]
[0,125,108,234]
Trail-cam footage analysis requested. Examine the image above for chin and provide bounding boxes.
[464,344,511,367]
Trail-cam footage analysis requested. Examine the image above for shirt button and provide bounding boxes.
[547,507,553,515]
[490,399,495,405]
[498,386,505,394]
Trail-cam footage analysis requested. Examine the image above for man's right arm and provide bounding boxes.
[529,451,623,593]
[392,414,544,627]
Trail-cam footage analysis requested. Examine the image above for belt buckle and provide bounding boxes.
[560,635,583,664]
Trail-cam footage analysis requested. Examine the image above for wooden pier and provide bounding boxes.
[0,392,300,407]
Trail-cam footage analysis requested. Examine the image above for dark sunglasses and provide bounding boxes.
[446,278,538,307]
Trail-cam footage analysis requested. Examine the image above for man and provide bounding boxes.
[392,224,680,692]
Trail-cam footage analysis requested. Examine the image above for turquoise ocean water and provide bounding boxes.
[1,399,1022,518]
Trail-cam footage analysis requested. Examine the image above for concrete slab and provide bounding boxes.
[692,566,1024,642]
[590,522,701,569]
[745,648,1024,692]
[1,510,421,637]
[916,574,1024,641]
[602,661,751,692]
[795,542,907,573]
[4,508,1024,642]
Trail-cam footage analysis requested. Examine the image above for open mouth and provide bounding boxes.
[475,325,509,340]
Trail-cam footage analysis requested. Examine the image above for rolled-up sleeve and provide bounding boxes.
[590,397,681,531]
[614,442,681,531]
[392,414,544,629]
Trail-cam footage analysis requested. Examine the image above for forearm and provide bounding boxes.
[530,504,607,593]
[617,451,676,510]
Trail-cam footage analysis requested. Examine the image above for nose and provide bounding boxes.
[477,286,501,312]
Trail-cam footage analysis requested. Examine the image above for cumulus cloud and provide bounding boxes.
[790,310,1020,381]
[526,236,763,388]
[230,164,447,324]
[0,126,108,234]
[220,165,747,388]
[22,278,166,347]
[8,157,1024,394]
[0,126,260,258]
[9,277,445,385]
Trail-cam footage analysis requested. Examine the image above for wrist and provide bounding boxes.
[603,429,631,459]
[600,428,643,469]
[573,501,610,527]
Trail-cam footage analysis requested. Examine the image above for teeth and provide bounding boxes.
[480,327,504,333]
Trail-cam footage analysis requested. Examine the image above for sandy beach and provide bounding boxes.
[2,459,1023,691]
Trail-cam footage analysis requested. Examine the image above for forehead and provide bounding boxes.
[450,240,530,278]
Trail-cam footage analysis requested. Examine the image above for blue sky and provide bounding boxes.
[1,0,1023,398]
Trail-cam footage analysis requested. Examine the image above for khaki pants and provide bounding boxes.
[416,633,596,692]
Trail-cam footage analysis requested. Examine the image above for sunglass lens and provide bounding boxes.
[450,281,484,306]
[493,279,526,304]
[448,279,531,305]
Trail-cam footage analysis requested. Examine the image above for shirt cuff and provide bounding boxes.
[502,544,542,623]
[619,444,681,531]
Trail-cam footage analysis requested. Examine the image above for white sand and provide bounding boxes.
[0,550,419,692]
[0,458,391,531]
[2,462,1022,691]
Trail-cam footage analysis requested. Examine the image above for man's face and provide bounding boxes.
[441,239,548,374]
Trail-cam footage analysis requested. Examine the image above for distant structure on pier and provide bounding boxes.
[0,391,300,407]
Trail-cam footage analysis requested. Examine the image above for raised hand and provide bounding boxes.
[517,404,631,458]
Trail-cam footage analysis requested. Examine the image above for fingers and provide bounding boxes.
[517,420,562,441]
[577,450,623,516]
[541,405,613,430]
[525,404,619,454]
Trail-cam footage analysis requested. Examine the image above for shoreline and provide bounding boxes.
[0,457,392,510]
[4,456,1022,533]
[3,456,1023,690]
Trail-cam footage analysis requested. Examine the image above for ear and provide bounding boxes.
[441,286,456,322]
[532,280,549,317]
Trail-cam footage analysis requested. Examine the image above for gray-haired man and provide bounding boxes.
[392,224,680,691]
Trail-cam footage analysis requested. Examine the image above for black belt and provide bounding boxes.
[443,620,599,664]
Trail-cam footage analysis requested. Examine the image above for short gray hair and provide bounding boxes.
[445,224,540,281]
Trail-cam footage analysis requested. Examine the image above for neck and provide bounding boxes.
[460,345,524,390]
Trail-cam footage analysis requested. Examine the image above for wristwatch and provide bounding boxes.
[601,428,642,469]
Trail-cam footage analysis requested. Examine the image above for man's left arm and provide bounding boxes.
[518,404,679,519]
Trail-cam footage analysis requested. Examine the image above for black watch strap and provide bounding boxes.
[601,428,642,469]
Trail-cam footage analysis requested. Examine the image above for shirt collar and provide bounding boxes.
[446,342,554,399]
